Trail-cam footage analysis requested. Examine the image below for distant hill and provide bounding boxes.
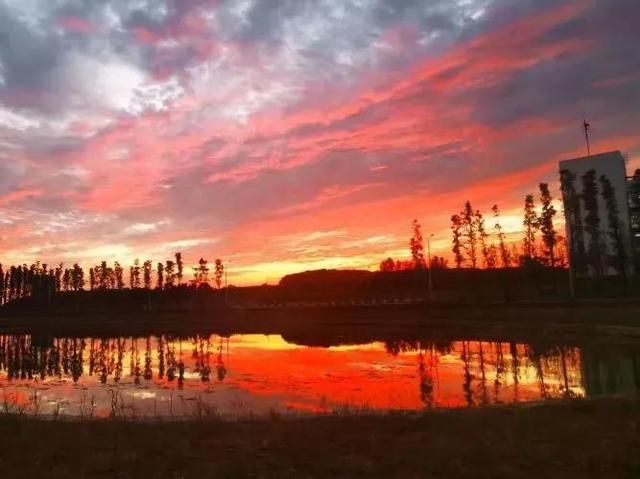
[279,269,373,301]
[280,269,372,287]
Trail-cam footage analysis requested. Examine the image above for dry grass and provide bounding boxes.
[0,398,638,478]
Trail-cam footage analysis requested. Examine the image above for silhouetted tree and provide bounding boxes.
[379,257,396,272]
[165,261,176,288]
[394,260,413,270]
[538,183,558,266]
[492,205,511,268]
[143,260,153,289]
[486,244,498,269]
[131,259,141,289]
[175,253,184,286]
[214,259,224,289]
[450,214,464,268]
[522,194,538,260]
[62,268,71,292]
[114,262,125,289]
[89,268,96,290]
[461,201,478,268]
[71,264,85,291]
[430,256,448,270]
[409,219,426,269]
[474,209,490,268]
[193,258,210,285]
[98,261,110,289]
[55,264,63,292]
[156,262,164,290]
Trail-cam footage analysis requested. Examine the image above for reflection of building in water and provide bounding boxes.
[386,340,586,406]
[580,347,640,397]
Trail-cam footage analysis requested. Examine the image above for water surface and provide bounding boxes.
[0,332,638,418]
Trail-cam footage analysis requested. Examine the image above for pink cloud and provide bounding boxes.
[57,16,96,34]
[0,188,44,207]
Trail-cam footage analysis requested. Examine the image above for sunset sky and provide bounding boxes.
[0,0,639,284]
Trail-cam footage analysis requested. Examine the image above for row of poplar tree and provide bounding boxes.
[0,253,225,305]
[379,182,567,272]
[448,182,565,270]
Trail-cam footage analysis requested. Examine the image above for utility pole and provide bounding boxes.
[583,119,591,156]
[427,233,434,301]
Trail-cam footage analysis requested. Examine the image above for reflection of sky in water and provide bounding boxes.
[0,333,637,418]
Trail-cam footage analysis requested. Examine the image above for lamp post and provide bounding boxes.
[427,233,434,301]
[224,260,232,306]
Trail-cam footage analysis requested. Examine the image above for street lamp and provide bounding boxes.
[224,260,232,306]
[427,233,434,301]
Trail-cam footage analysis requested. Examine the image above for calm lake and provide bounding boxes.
[0,332,638,418]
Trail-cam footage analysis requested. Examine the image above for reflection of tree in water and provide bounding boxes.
[494,342,506,402]
[130,337,141,385]
[527,345,548,399]
[417,342,437,408]
[216,337,227,382]
[385,339,453,357]
[461,341,474,407]
[477,342,489,406]
[193,335,212,382]
[166,340,177,382]
[178,339,185,389]
[385,340,420,357]
[61,338,69,376]
[70,339,84,382]
[88,338,95,376]
[98,339,109,384]
[509,342,520,402]
[114,339,125,383]
[157,336,165,379]
[527,342,583,399]
[0,333,623,408]
[144,337,153,381]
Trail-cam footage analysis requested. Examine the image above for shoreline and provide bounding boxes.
[1,301,640,343]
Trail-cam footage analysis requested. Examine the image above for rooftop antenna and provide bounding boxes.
[583,119,591,156]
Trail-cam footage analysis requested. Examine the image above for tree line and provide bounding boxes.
[379,182,567,272]
[0,253,226,306]
[447,182,566,270]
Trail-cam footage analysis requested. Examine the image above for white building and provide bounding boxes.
[559,150,634,278]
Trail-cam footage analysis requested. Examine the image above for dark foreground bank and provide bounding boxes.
[0,399,638,478]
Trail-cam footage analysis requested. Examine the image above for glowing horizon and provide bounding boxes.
[0,0,639,285]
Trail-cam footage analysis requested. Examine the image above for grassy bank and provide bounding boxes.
[0,399,638,478]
